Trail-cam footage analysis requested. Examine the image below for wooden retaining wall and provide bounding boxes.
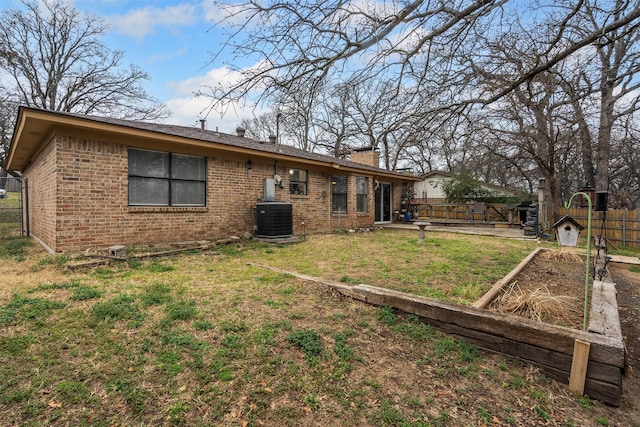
[253,248,626,406]
[253,256,626,406]
[340,284,625,406]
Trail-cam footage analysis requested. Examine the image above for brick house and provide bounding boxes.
[6,107,418,253]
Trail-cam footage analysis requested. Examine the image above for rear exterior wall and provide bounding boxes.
[25,135,385,252]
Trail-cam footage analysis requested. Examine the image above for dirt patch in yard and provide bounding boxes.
[610,264,640,420]
[489,250,587,329]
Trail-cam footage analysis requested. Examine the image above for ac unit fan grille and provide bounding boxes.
[256,202,293,237]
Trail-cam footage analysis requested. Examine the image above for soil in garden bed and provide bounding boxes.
[488,250,587,329]
[610,264,640,417]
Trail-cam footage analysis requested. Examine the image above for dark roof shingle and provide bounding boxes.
[36,108,413,177]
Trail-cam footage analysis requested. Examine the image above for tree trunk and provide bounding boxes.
[595,77,616,194]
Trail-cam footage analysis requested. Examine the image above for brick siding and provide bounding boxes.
[22,138,57,251]
[22,135,405,252]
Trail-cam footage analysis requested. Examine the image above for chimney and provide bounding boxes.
[236,126,246,137]
[269,134,277,144]
[199,119,206,130]
[351,150,380,168]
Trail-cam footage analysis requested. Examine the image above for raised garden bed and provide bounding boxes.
[355,246,625,406]
[257,247,626,406]
[472,248,624,405]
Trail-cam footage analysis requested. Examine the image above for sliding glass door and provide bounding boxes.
[374,182,391,223]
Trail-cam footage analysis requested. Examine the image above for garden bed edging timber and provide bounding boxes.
[251,257,626,406]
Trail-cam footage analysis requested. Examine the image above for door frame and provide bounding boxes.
[374,181,392,223]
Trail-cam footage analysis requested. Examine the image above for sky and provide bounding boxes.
[92,0,263,132]
[4,0,263,133]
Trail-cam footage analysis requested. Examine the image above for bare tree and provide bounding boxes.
[271,79,327,152]
[0,0,168,121]
[467,16,576,215]
[343,80,420,170]
[240,113,277,142]
[206,0,639,109]
[576,0,640,194]
[461,1,640,211]
[205,0,640,210]
[313,83,360,158]
[0,96,17,187]
[608,118,640,208]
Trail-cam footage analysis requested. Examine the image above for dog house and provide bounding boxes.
[552,215,585,247]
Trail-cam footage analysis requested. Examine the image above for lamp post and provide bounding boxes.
[565,192,592,332]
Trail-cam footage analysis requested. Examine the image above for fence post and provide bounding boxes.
[622,210,626,247]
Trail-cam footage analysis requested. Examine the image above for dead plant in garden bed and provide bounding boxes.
[538,249,584,264]
[490,281,580,324]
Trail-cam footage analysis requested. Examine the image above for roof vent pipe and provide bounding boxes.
[199,119,206,130]
[236,127,246,137]
[269,134,277,144]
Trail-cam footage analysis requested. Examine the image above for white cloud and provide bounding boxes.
[200,0,253,27]
[200,0,226,24]
[162,64,267,133]
[165,65,245,96]
[165,95,266,134]
[163,96,212,127]
[147,47,188,65]
[108,3,199,41]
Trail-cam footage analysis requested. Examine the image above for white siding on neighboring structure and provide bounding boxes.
[414,173,448,201]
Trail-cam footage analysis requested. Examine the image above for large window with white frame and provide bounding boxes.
[128,148,206,206]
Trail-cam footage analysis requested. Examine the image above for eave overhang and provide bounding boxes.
[7,107,419,182]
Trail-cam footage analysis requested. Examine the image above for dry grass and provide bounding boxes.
[491,281,580,324]
[538,248,585,264]
[0,231,630,426]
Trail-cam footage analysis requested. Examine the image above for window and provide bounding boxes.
[331,175,347,213]
[289,169,308,195]
[128,148,206,206]
[356,176,369,213]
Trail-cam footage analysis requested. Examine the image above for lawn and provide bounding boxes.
[0,230,632,426]
[0,191,22,236]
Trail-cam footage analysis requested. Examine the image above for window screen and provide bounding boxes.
[332,175,347,213]
[128,148,206,206]
[356,176,369,213]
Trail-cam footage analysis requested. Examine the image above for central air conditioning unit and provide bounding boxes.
[256,202,293,238]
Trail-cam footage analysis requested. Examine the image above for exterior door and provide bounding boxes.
[375,182,391,223]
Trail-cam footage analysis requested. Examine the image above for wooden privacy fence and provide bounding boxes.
[411,200,640,249]
[413,201,516,223]
[560,208,640,249]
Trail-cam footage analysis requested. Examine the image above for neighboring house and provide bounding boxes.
[6,107,418,253]
[413,171,517,203]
